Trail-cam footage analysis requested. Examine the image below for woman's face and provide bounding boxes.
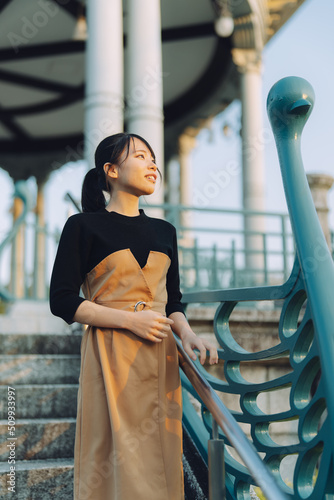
[106,137,157,196]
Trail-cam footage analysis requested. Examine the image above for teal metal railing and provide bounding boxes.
[0,182,59,303]
[0,181,34,302]
[180,77,334,499]
[0,194,294,303]
[141,203,294,291]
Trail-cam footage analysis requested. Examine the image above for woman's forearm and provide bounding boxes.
[73,300,175,344]
[168,311,196,339]
[73,300,130,329]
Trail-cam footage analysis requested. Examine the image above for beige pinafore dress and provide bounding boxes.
[73,249,184,500]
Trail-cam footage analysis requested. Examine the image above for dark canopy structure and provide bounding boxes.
[0,0,305,181]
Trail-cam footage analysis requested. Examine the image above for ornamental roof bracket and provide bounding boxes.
[231,0,269,70]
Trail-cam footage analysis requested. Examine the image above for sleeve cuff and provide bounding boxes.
[166,303,185,317]
[50,295,87,325]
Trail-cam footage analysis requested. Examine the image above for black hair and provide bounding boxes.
[81,133,156,213]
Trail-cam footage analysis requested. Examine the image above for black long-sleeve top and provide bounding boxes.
[49,208,185,324]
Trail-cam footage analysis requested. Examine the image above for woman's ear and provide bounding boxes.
[104,163,118,179]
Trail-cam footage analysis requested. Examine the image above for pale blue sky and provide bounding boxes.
[0,0,333,265]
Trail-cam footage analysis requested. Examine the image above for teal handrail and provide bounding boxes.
[267,76,334,462]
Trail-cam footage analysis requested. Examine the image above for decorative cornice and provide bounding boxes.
[232,0,269,52]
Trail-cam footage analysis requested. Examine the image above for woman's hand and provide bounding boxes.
[168,311,219,365]
[181,330,219,365]
[127,310,174,343]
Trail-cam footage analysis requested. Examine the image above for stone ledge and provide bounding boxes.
[0,384,78,419]
[186,305,282,323]
[0,458,74,500]
[0,457,74,472]
[0,354,81,385]
[0,300,72,335]
[0,418,76,461]
[0,332,82,355]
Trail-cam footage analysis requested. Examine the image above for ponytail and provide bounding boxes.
[81,168,106,213]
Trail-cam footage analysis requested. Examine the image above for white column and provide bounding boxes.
[233,49,266,282]
[84,0,124,169]
[125,0,164,208]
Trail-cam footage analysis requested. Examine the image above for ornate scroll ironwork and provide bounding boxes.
[181,77,334,499]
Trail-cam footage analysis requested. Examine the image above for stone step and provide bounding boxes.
[0,354,81,385]
[0,384,78,419]
[0,458,74,500]
[0,418,76,462]
[0,332,82,355]
[0,435,209,500]
[0,453,205,500]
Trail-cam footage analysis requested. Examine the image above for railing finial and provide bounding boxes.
[267,76,314,140]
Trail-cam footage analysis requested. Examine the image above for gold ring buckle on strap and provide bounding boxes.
[134,301,146,312]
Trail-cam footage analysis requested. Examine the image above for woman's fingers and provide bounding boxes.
[163,317,174,325]
[147,334,163,343]
[154,316,173,335]
[159,323,172,334]
[158,317,174,328]
[203,341,219,365]
[147,326,171,342]
[183,336,219,365]
[183,343,197,361]
[186,337,205,363]
[199,344,207,365]
[131,310,174,342]
[152,328,168,339]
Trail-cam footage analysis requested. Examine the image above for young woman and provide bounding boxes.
[50,133,218,500]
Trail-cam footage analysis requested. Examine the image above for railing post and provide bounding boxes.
[208,417,225,500]
[231,239,236,287]
[173,204,180,235]
[211,244,218,289]
[194,239,199,289]
[281,215,289,281]
[263,232,268,285]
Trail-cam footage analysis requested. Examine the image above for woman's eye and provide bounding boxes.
[137,154,145,159]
